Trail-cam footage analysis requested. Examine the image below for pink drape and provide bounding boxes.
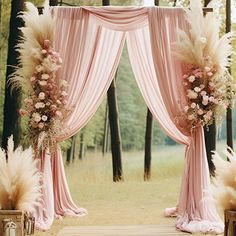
[126,8,223,233]
[34,6,223,234]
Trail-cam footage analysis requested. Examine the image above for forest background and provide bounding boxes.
[0,0,236,161]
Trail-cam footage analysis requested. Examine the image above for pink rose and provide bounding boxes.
[188,114,195,120]
[30,76,36,82]
[55,110,63,118]
[19,108,27,116]
[44,39,50,49]
[190,103,196,109]
[50,105,57,111]
[197,109,204,115]
[184,106,189,112]
[207,72,213,77]
[38,122,44,129]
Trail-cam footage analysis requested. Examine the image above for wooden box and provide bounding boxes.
[0,210,24,236]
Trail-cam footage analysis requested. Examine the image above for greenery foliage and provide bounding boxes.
[1,0,235,154]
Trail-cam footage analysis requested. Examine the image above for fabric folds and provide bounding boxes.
[34,6,223,234]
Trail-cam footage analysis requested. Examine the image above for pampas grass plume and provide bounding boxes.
[0,136,41,213]
[212,149,236,211]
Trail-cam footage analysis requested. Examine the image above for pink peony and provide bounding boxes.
[50,104,57,111]
[62,99,68,105]
[190,103,196,109]
[30,76,36,82]
[61,91,68,97]
[207,72,213,77]
[197,109,204,115]
[38,122,44,129]
[184,106,189,112]
[55,110,63,118]
[19,108,27,116]
[38,92,45,100]
[188,114,195,120]
[44,39,50,49]
[200,91,207,96]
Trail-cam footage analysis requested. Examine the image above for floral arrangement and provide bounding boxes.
[12,1,68,152]
[0,136,41,212]
[212,150,236,211]
[174,0,235,128]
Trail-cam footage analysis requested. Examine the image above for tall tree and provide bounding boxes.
[103,0,123,182]
[144,109,153,181]
[203,0,216,176]
[2,0,24,150]
[143,0,160,181]
[226,0,233,150]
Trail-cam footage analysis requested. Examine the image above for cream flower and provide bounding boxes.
[188,75,195,83]
[35,102,45,109]
[38,92,45,100]
[32,113,41,122]
[38,80,47,86]
[42,115,48,121]
[41,73,50,80]
[187,90,198,99]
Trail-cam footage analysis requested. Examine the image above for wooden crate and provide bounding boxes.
[0,210,25,236]
[224,210,236,236]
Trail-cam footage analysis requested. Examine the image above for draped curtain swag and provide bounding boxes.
[35,6,223,234]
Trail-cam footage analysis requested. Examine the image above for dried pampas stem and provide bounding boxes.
[0,136,41,213]
[212,150,236,211]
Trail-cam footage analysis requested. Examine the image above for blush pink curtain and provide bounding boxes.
[34,6,223,234]
[126,8,223,234]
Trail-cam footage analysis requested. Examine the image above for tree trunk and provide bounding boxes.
[144,109,153,181]
[107,76,123,182]
[2,0,24,150]
[79,132,84,160]
[203,0,216,176]
[226,0,233,151]
[66,135,76,165]
[49,0,58,6]
[102,104,109,156]
[103,0,123,182]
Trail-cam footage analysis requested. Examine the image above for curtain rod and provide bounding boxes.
[37,6,213,12]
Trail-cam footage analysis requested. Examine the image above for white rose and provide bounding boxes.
[188,75,195,83]
[41,73,50,80]
[38,80,47,86]
[187,90,198,99]
[42,115,48,121]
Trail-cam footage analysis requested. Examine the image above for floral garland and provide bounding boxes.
[19,39,68,150]
[12,2,68,154]
[174,0,235,128]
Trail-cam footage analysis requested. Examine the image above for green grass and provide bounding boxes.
[34,144,225,235]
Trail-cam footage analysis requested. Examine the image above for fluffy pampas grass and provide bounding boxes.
[12,0,55,92]
[174,0,232,71]
[0,136,41,213]
[212,149,236,211]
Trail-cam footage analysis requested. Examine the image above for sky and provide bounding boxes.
[143,0,236,22]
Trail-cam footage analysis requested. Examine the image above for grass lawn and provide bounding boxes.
[34,143,226,235]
